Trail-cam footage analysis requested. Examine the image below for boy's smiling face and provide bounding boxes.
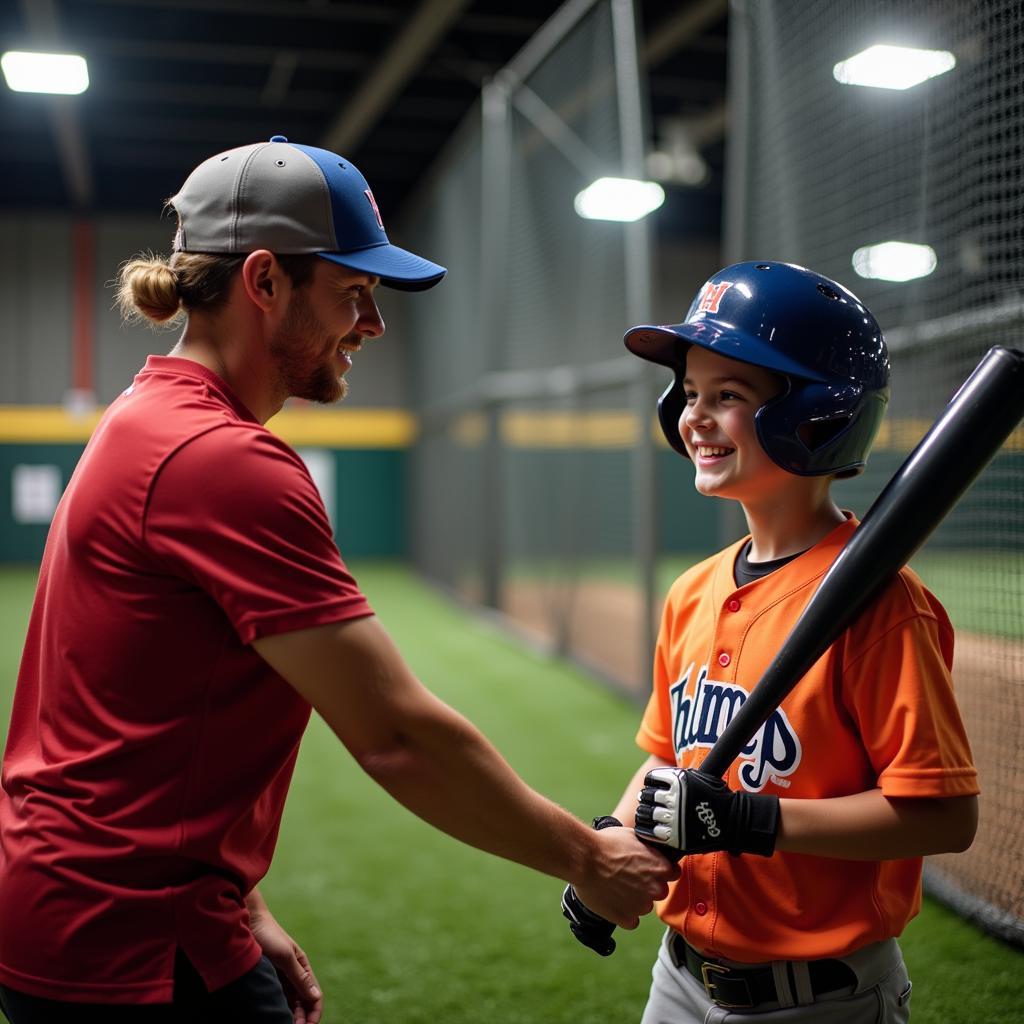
[681,345,790,501]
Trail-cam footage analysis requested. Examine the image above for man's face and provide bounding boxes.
[679,345,789,502]
[269,261,384,405]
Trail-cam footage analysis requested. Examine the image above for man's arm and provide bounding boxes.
[253,616,677,927]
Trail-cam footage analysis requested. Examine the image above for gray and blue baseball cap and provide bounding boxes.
[170,136,446,291]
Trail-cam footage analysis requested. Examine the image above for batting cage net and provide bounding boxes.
[727,0,1024,946]
[396,0,1023,947]
[399,0,662,694]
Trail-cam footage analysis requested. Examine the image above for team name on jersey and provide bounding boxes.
[669,662,802,792]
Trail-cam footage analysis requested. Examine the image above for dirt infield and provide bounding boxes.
[501,578,1023,929]
[930,631,1024,923]
[501,579,650,696]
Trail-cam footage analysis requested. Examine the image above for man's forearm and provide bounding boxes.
[353,693,597,882]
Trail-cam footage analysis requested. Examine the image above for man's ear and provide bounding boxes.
[240,250,287,312]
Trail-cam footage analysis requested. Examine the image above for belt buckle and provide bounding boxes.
[700,961,754,1009]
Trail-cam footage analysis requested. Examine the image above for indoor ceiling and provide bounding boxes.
[1,0,728,237]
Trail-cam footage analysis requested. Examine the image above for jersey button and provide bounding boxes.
[727,598,741,612]
[694,901,708,916]
[718,652,730,667]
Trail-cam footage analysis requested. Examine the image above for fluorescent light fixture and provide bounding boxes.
[574,177,665,222]
[833,44,955,90]
[852,241,937,282]
[1,51,90,95]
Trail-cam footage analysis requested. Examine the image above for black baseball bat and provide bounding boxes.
[700,344,1024,777]
[567,345,1024,955]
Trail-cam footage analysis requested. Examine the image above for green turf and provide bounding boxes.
[0,563,1020,1022]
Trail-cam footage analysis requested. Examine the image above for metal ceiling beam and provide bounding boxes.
[82,0,542,34]
[505,0,731,168]
[76,35,485,81]
[642,0,729,149]
[321,0,473,155]
[76,79,471,121]
[262,51,299,107]
[18,0,94,207]
[84,80,338,111]
[687,100,727,149]
[82,0,402,25]
[77,36,369,70]
[81,114,447,150]
[643,0,728,69]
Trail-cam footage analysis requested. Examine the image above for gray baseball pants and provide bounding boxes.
[641,930,913,1023]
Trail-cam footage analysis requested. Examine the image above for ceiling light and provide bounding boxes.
[852,241,937,282]
[833,44,955,90]
[1,51,90,95]
[574,177,665,222]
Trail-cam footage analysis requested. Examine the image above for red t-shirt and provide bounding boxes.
[0,356,373,1003]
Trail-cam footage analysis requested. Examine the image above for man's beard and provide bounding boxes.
[269,290,350,405]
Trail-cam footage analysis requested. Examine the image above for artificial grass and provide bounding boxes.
[0,563,1020,1021]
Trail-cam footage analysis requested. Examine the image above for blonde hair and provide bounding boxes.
[115,250,319,326]
[115,251,245,326]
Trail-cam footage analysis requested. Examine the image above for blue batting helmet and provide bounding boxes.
[624,261,890,477]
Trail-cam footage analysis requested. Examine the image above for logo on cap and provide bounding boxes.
[696,281,733,314]
[364,189,384,231]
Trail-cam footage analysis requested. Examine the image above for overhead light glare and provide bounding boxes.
[833,44,955,90]
[852,241,937,282]
[1,51,90,95]
[574,177,665,222]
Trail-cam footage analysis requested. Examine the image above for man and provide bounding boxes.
[0,137,677,1023]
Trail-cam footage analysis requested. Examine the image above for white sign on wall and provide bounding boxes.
[297,448,336,531]
[12,464,63,524]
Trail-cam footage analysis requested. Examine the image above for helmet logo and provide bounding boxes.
[696,280,733,314]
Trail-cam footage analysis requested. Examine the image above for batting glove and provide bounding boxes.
[560,815,621,956]
[635,768,780,858]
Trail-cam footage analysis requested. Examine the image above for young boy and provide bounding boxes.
[617,261,979,1022]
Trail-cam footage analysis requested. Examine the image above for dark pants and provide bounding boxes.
[0,950,292,1023]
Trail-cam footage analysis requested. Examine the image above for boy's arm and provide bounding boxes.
[776,789,978,859]
[634,768,977,860]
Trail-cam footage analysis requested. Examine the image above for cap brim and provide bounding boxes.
[624,322,829,381]
[319,244,446,292]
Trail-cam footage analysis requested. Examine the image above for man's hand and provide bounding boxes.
[248,892,323,1024]
[635,767,780,857]
[569,822,679,928]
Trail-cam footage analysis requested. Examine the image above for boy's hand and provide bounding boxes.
[635,767,780,857]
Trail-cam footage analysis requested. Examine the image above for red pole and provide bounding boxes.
[71,219,95,398]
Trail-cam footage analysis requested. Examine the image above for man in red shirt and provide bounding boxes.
[0,138,677,1023]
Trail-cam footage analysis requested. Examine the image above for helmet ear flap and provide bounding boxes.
[755,380,887,476]
[657,371,691,458]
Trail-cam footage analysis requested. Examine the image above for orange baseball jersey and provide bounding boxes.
[637,515,978,963]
